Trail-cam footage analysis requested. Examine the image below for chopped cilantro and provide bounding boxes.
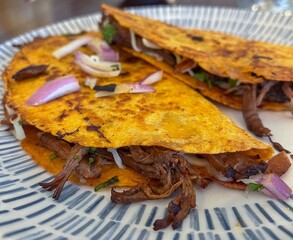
[18,120,23,125]
[90,147,97,153]
[193,71,213,88]
[73,154,79,160]
[50,153,58,160]
[94,176,119,192]
[247,183,264,192]
[111,64,120,71]
[88,157,95,165]
[228,79,238,87]
[206,78,213,88]
[102,23,116,44]
[193,71,209,82]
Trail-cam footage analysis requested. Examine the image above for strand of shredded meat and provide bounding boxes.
[39,144,89,199]
[256,81,277,106]
[242,84,271,137]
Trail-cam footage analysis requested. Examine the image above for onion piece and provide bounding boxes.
[5,104,15,116]
[75,51,121,77]
[26,75,80,106]
[76,61,121,78]
[52,36,94,59]
[142,38,161,49]
[259,173,292,200]
[87,38,119,62]
[240,173,292,200]
[95,83,155,98]
[144,51,163,61]
[139,70,163,85]
[75,51,121,72]
[84,77,97,89]
[107,148,124,169]
[173,53,182,64]
[130,30,141,52]
[10,114,26,140]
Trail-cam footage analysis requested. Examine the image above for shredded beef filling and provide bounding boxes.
[203,152,267,180]
[38,132,289,230]
[242,85,271,137]
[39,144,89,199]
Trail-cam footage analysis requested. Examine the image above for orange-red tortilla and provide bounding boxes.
[101,4,293,111]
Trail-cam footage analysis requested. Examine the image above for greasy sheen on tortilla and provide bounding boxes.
[3,34,273,160]
[101,4,293,110]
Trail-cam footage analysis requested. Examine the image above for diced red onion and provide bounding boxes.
[240,173,292,200]
[26,75,80,106]
[75,51,121,77]
[52,36,94,59]
[10,114,26,140]
[142,38,161,49]
[130,30,141,52]
[139,71,163,85]
[75,51,121,72]
[84,77,97,89]
[259,173,292,200]
[117,84,155,93]
[88,38,119,62]
[107,148,124,169]
[95,83,155,98]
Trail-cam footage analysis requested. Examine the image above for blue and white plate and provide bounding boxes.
[0,5,292,240]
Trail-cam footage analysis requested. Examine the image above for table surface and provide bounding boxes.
[0,0,239,43]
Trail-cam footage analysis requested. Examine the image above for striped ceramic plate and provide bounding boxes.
[0,5,292,240]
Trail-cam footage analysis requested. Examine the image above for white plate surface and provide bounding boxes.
[0,5,292,240]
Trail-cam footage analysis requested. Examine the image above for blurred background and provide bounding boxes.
[0,0,292,43]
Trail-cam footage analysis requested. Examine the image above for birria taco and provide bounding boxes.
[100,4,293,142]
[1,32,291,230]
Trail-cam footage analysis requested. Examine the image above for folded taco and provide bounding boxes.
[2,33,291,230]
[100,4,293,141]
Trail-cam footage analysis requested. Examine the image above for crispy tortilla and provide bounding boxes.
[101,4,293,111]
[2,34,273,160]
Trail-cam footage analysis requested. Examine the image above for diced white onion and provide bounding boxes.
[77,62,121,77]
[5,104,15,116]
[52,36,94,59]
[144,51,163,61]
[107,148,124,169]
[10,114,26,140]
[187,70,195,76]
[173,53,182,64]
[84,77,97,89]
[130,30,141,52]
[142,38,161,49]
